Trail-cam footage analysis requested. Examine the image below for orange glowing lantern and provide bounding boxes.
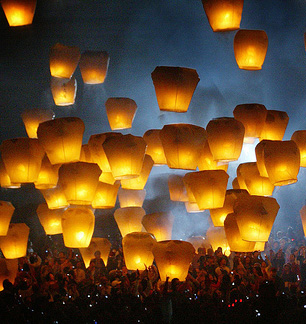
[40,186,69,210]
[160,124,207,170]
[291,130,306,167]
[259,110,289,141]
[91,181,120,209]
[151,66,200,113]
[198,141,228,171]
[0,159,20,188]
[34,156,60,190]
[168,174,188,202]
[0,258,18,291]
[143,129,167,165]
[0,201,14,236]
[234,29,268,70]
[118,188,146,208]
[36,203,63,235]
[50,76,77,106]
[142,212,174,241]
[184,201,204,213]
[1,0,36,27]
[206,226,230,255]
[300,205,306,237]
[79,50,109,84]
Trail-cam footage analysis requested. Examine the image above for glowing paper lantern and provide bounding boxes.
[50,43,81,79]
[61,207,95,248]
[206,117,245,162]
[143,129,167,165]
[151,66,200,113]
[0,223,29,259]
[153,240,195,281]
[259,110,289,141]
[58,162,101,205]
[34,156,60,190]
[201,0,243,32]
[291,130,306,167]
[142,212,174,241]
[40,186,69,210]
[0,201,14,236]
[185,201,204,213]
[206,226,230,255]
[234,29,268,70]
[102,134,147,180]
[234,195,279,242]
[79,50,109,84]
[91,181,120,209]
[21,108,54,139]
[36,203,63,235]
[300,205,306,237]
[160,124,207,170]
[37,117,84,165]
[1,0,36,26]
[168,174,188,202]
[114,207,146,237]
[1,138,44,184]
[233,104,267,143]
[186,236,210,252]
[0,258,18,291]
[105,98,137,130]
[118,188,146,208]
[121,155,154,190]
[122,232,156,271]
[198,141,228,171]
[0,159,20,188]
[50,76,77,106]
[79,238,111,268]
[183,170,229,210]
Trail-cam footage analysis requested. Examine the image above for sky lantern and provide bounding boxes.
[0,258,18,291]
[143,129,167,165]
[0,201,14,236]
[291,130,306,167]
[224,213,256,252]
[36,203,63,235]
[0,223,29,259]
[50,76,77,106]
[21,108,54,139]
[183,170,229,210]
[105,98,137,130]
[122,232,156,271]
[1,0,36,26]
[237,162,274,196]
[259,110,289,141]
[102,134,147,180]
[118,188,146,208]
[79,50,109,84]
[186,236,210,252]
[49,43,81,79]
[58,162,101,205]
[206,226,230,255]
[114,207,146,238]
[201,0,244,32]
[234,195,279,242]
[152,240,195,281]
[79,237,111,268]
[168,174,188,202]
[160,124,207,170]
[299,205,306,237]
[206,117,245,163]
[91,181,120,209]
[234,29,268,70]
[142,212,174,241]
[34,155,60,190]
[0,159,20,188]
[151,66,200,113]
[37,117,84,165]
[184,201,204,213]
[61,207,95,248]
[1,138,44,184]
[233,103,267,143]
[40,186,69,210]
[197,141,228,171]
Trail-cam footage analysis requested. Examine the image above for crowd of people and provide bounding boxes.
[1,229,306,323]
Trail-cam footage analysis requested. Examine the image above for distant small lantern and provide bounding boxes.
[1,0,36,26]
[122,232,156,271]
[34,156,60,190]
[114,207,146,238]
[224,213,256,252]
[234,195,279,242]
[79,50,109,84]
[300,205,306,237]
[185,201,204,213]
[0,201,14,236]
[160,124,207,170]
[105,98,137,130]
[0,223,29,259]
[21,108,55,139]
[291,130,306,167]
[206,226,231,255]
[184,170,229,210]
[1,138,44,184]
[142,212,175,241]
[79,237,111,268]
[118,188,146,208]
[58,162,101,205]
[49,43,81,79]
[102,134,147,180]
[153,240,195,281]
[259,110,289,141]
[121,155,154,190]
[233,104,267,143]
[40,186,69,210]
[61,207,95,248]
[50,76,77,106]
[206,117,245,162]
[37,117,85,165]
[151,66,200,113]
[91,181,120,209]
[0,258,18,291]
[0,159,20,188]
[186,236,210,253]
[36,203,63,235]
[143,129,167,165]
[198,141,228,171]
[168,174,188,202]
[234,29,268,70]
